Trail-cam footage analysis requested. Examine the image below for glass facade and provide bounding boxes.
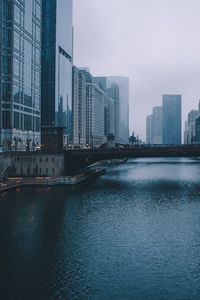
[41,0,73,146]
[162,95,182,145]
[107,77,129,143]
[0,0,42,149]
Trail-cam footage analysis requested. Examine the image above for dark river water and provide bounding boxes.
[1,158,200,300]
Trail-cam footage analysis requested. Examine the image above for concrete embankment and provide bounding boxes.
[0,167,106,193]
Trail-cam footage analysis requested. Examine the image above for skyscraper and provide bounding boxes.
[194,116,200,144]
[162,95,181,145]
[78,70,105,147]
[96,76,129,143]
[41,0,73,146]
[187,110,199,144]
[152,106,162,144]
[0,0,42,150]
[72,66,86,146]
[146,107,162,144]
[107,76,129,143]
[106,83,120,141]
[146,114,153,144]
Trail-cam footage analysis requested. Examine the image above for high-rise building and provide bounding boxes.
[152,106,162,144]
[162,95,182,145]
[41,0,73,146]
[104,94,115,137]
[187,110,199,144]
[107,76,129,143]
[194,116,200,144]
[184,121,188,145]
[79,70,105,147]
[146,106,162,144]
[72,67,86,146]
[0,0,42,150]
[96,76,129,143]
[146,114,153,144]
[106,83,120,141]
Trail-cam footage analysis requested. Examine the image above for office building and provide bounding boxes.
[146,106,162,144]
[107,83,120,141]
[162,95,181,145]
[0,0,42,150]
[146,114,153,144]
[72,66,86,146]
[80,70,105,147]
[187,110,199,144]
[152,106,162,144]
[96,76,129,143]
[184,121,188,145]
[104,94,115,137]
[194,116,200,144]
[107,76,129,143]
[41,0,73,147]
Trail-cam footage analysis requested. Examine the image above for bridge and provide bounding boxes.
[64,145,200,174]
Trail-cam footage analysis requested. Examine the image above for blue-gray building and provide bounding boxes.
[162,95,182,145]
[0,0,42,150]
[41,0,73,146]
[106,76,129,144]
[146,114,153,144]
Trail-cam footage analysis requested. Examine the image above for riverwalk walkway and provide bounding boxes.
[0,177,51,192]
[0,167,106,193]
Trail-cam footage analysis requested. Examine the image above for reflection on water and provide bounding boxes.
[0,158,200,299]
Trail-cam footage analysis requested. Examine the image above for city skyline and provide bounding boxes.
[73,0,200,140]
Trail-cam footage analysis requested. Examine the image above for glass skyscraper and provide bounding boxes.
[162,95,182,145]
[0,0,42,149]
[107,76,129,143]
[41,0,73,146]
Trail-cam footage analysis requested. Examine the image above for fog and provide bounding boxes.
[73,0,200,140]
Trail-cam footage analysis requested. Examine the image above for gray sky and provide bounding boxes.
[73,0,200,140]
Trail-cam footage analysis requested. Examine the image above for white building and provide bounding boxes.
[78,71,105,147]
[72,67,86,146]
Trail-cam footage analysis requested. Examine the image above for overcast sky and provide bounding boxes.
[73,0,200,140]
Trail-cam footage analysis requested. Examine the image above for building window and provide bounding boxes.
[2,111,11,129]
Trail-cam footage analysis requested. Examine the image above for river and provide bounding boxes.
[0,158,200,299]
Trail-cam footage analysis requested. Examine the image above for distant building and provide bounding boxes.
[104,94,115,137]
[72,67,86,146]
[187,110,199,144]
[79,71,105,147]
[107,84,120,141]
[162,95,181,145]
[96,76,129,143]
[107,76,129,143]
[146,114,153,144]
[184,121,188,145]
[146,106,162,144]
[194,116,200,144]
[41,0,73,147]
[0,0,42,149]
[152,107,162,144]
